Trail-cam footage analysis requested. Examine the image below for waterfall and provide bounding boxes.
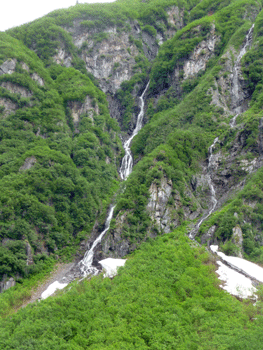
[78,82,150,276]
[119,82,150,180]
[231,24,254,115]
[78,205,116,277]
[229,114,238,128]
[189,137,218,239]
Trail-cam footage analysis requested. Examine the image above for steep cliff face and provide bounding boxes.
[58,6,184,96]
[183,24,218,79]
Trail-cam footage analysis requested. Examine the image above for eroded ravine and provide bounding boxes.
[78,81,150,276]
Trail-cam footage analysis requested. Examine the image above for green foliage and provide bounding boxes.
[108,0,263,251]
[0,256,56,317]
[1,1,263,347]
[198,166,263,261]
[0,36,121,280]
[116,55,150,131]
[150,17,214,93]
[142,24,157,37]
[242,9,263,106]
[1,230,263,349]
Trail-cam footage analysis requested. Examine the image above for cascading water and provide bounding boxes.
[78,205,115,277]
[189,137,218,239]
[229,114,238,128]
[78,82,150,276]
[119,81,150,180]
[231,24,254,116]
[190,26,254,238]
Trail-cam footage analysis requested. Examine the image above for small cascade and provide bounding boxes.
[78,205,115,277]
[78,82,150,277]
[189,137,218,239]
[229,114,238,128]
[231,24,254,114]
[120,81,150,180]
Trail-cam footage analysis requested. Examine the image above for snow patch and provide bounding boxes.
[210,245,218,253]
[217,251,263,283]
[41,281,68,300]
[99,258,126,278]
[216,261,257,299]
[210,244,263,299]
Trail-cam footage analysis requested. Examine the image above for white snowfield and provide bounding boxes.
[99,258,126,278]
[211,245,263,282]
[41,281,68,300]
[216,261,257,298]
[210,245,263,298]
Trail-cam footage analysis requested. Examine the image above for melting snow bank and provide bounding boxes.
[217,261,257,298]
[211,245,263,283]
[99,258,126,278]
[40,259,126,300]
[41,281,68,300]
[210,245,263,299]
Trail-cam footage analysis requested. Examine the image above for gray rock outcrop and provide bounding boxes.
[0,97,17,117]
[53,48,72,68]
[1,81,32,98]
[0,59,17,75]
[31,73,44,86]
[67,95,99,129]
[183,24,218,79]
[147,177,174,233]
[0,277,16,293]
[232,225,243,258]
[19,156,37,171]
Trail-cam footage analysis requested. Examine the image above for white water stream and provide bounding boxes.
[189,137,218,239]
[231,24,254,115]
[229,114,238,128]
[190,25,254,239]
[78,82,150,277]
[40,82,150,297]
[78,205,116,277]
[119,81,150,180]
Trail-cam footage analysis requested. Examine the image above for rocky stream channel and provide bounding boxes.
[39,82,150,298]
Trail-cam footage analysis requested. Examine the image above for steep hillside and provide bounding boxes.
[0,31,121,291]
[0,0,263,340]
[100,0,263,263]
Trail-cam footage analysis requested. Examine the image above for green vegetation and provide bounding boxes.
[1,229,263,349]
[1,0,263,346]
[197,165,263,262]
[107,0,263,253]
[0,32,121,281]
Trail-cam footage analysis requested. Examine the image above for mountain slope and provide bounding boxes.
[0,0,263,334]
[0,32,121,288]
